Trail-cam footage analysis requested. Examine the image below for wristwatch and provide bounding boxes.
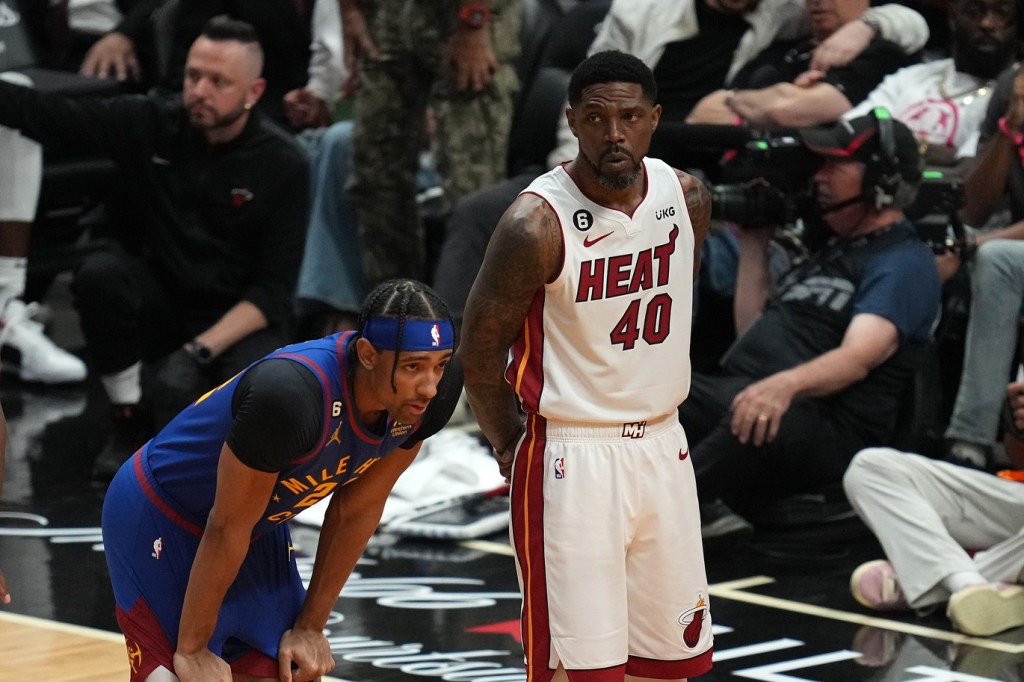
[184,339,215,366]
[459,2,490,29]
[860,14,882,36]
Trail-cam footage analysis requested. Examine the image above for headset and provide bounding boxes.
[864,106,917,210]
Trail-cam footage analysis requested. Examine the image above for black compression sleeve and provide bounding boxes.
[400,354,465,449]
[227,359,325,472]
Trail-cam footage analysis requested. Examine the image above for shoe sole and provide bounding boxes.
[850,560,907,610]
[948,585,1024,636]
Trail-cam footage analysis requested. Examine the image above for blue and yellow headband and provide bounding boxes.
[362,317,455,352]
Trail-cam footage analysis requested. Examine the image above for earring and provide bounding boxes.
[244,102,253,110]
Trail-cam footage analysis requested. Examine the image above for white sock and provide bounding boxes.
[101,362,143,405]
[943,571,988,596]
[0,255,27,311]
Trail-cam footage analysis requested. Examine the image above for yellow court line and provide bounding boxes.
[0,611,354,681]
[709,575,1024,654]
[0,609,125,641]
[461,539,515,556]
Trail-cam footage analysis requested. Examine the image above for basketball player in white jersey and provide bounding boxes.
[460,50,712,682]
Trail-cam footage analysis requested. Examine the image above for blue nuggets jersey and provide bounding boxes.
[139,331,417,537]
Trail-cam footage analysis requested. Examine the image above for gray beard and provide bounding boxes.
[584,150,643,190]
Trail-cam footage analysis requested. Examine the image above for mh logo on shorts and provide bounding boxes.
[622,421,647,438]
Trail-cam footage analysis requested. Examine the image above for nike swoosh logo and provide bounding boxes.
[583,231,614,247]
[679,449,689,461]
[151,155,171,165]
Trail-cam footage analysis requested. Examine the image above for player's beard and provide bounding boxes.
[186,99,249,133]
[584,146,643,190]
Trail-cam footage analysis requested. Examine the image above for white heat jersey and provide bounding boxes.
[507,158,695,423]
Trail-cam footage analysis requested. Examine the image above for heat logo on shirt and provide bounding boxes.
[575,225,679,303]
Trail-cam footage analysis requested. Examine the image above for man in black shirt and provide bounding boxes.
[0,16,310,481]
[686,0,918,128]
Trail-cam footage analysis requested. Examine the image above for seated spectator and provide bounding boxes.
[0,16,310,481]
[941,63,1024,468]
[845,0,1018,171]
[678,112,941,545]
[685,0,920,128]
[843,380,1024,637]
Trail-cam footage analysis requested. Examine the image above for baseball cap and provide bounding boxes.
[798,109,922,184]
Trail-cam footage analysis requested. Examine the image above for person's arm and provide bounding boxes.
[190,301,268,360]
[445,1,499,93]
[732,227,775,336]
[338,0,381,92]
[810,5,928,73]
[0,402,8,606]
[961,69,1024,226]
[730,312,900,446]
[1004,380,1024,468]
[0,80,153,160]
[280,441,421,680]
[173,446,279,681]
[725,81,852,128]
[461,194,562,478]
[285,0,346,129]
[78,0,162,80]
[241,149,310,330]
[679,169,711,280]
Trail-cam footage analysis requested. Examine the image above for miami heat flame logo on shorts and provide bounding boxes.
[677,593,708,648]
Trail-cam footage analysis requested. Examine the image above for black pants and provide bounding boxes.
[72,247,290,426]
[678,373,868,515]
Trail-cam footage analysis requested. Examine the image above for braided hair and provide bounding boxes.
[356,279,454,391]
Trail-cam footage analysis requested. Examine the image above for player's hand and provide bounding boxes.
[493,428,523,483]
[173,648,232,681]
[283,88,330,129]
[278,627,335,682]
[0,568,10,605]
[79,32,141,82]
[445,29,497,92]
[810,17,873,73]
[730,373,797,447]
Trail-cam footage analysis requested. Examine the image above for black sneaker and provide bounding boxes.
[944,439,991,471]
[92,404,153,484]
[700,499,754,552]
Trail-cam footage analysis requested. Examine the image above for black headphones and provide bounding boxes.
[865,107,915,210]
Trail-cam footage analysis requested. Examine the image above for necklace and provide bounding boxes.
[938,64,994,107]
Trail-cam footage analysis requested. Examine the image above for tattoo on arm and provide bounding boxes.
[460,197,562,451]
[679,170,712,280]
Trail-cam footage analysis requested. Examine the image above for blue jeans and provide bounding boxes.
[295,121,366,316]
[945,239,1024,446]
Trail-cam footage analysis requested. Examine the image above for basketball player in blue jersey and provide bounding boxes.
[461,51,712,681]
[101,278,462,682]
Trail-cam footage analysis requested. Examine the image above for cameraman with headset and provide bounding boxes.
[679,109,942,546]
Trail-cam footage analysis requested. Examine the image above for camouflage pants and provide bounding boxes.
[348,0,520,284]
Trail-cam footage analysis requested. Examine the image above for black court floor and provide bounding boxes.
[2,376,1024,681]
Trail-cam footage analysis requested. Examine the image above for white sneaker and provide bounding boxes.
[0,299,87,384]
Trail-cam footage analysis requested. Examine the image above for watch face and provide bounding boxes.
[459,4,488,28]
